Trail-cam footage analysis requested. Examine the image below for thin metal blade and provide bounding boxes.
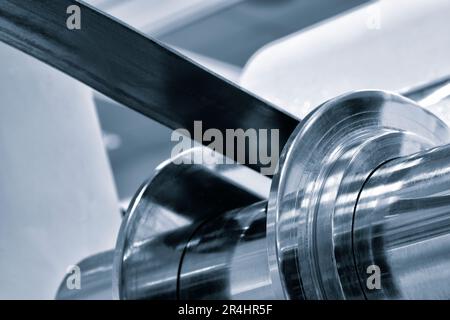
[0,0,299,173]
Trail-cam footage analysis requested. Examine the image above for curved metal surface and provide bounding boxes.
[267,90,450,299]
[113,148,264,299]
[56,250,114,300]
[54,91,450,300]
[179,201,275,300]
[354,143,450,299]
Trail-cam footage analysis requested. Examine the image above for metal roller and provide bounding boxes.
[354,143,450,299]
[56,91,450,299]
[56,148,269,299]
[1,0,449,300]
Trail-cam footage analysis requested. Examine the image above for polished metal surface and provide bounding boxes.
[49,90,450,300]
[0,0,298,172]
[354,143,450,299]
[2,0,449,301]
[54,148,269,300]
[113,148,264,299]
[267,90,450,299]
[180,201,275,300]
[57,90,450,300]
[56,250,114,300]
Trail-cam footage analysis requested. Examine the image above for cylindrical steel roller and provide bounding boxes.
[354,143,450,299]
[266,90,450,299]
[56,90,450,300]
[179,201,273,300]
[113,149,266,300]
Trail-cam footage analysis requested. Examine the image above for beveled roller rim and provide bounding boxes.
[267,90,450,300]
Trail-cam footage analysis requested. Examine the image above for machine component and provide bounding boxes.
[56,91,450,299]
[55,250,115,300]
[113,150,265,300]
[354,143,450,299]
[266,90,450,299]
[1,1,449,300]
[56,148,269,299]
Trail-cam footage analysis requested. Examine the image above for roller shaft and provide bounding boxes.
[354,143,450,299]
[55,92,450,300]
